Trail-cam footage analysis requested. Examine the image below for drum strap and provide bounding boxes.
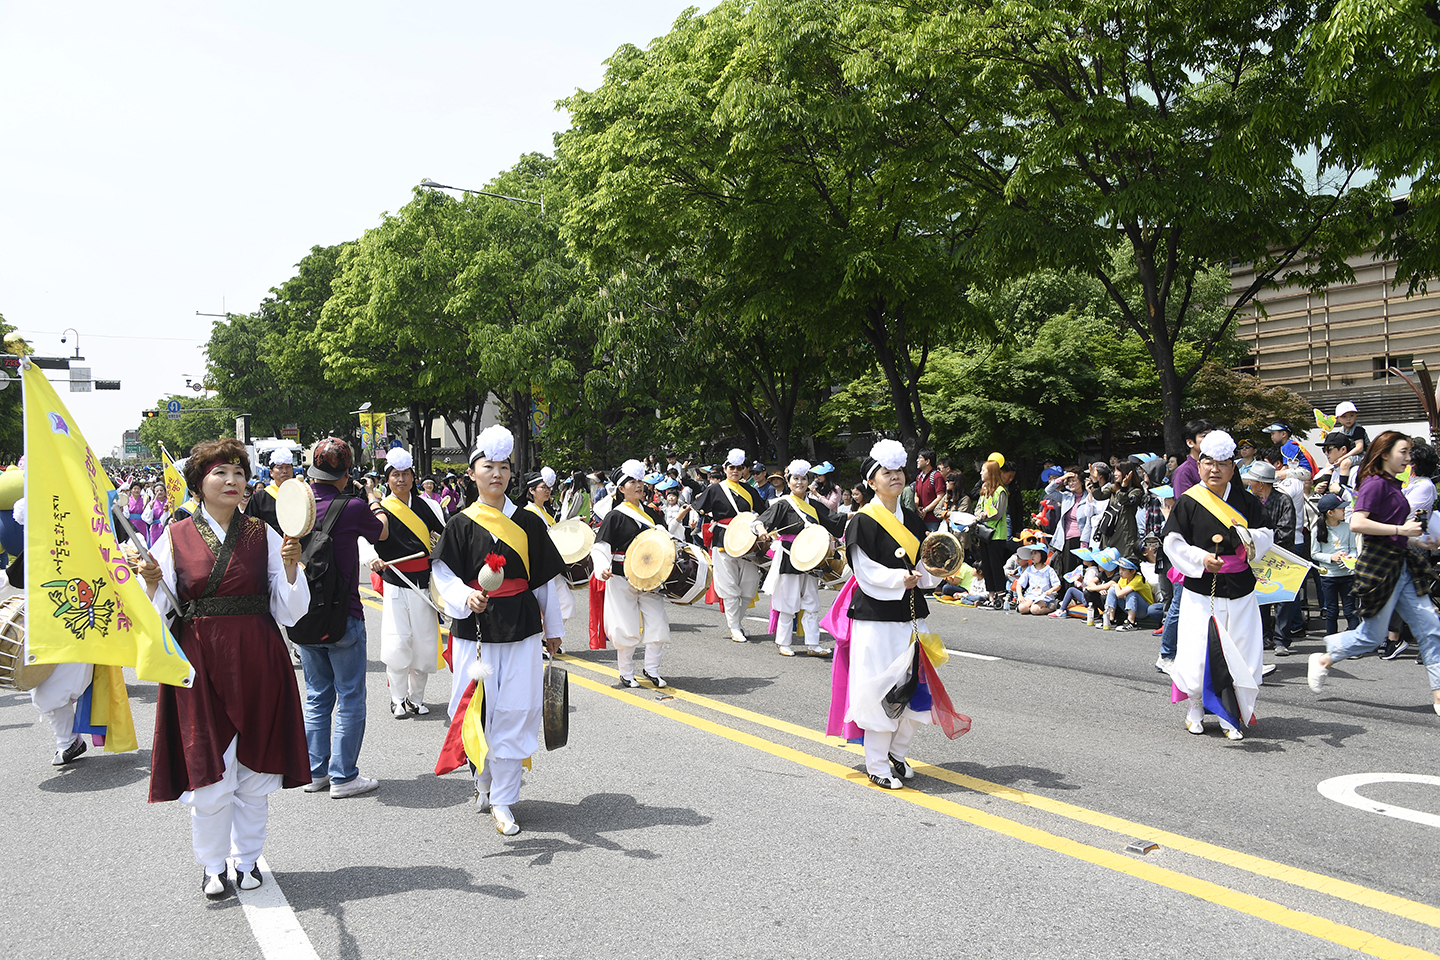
[618,502,658,529]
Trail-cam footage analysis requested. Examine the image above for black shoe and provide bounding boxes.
[618,677,640,689]
[868,773,904,790]
[52,738,87,766]
[1382,640,1411,661]
[202,871,231,900]
[403,699,429,716]
[1263,637,1275,651]
[238,866,263,891]
[642,670,667,688]
[888,753,915,781]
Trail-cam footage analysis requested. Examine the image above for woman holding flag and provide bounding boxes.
[1160,431,1274,741]
[135,437,311,899]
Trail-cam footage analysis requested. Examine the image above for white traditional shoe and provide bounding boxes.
[1185,713,1205,735]
[777,646,796,657]
[730,631,748,643]
[474,790,490,812]
[202,871,228,899]
[806,645,833,658]
[1224,727,1245,741]
[1307,653,1329,692]
[492,805,520,836]
[642,670,667,688]
[618,676,640,689]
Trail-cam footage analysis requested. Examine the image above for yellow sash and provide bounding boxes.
[859,502,919,565]
[524,502,556,527]
[265,483,280,498]
[724,479,755,511]
[1184,484,1249,528]
[383,493,438,548]
[462,501,531,578]
[619,501,658,528]
[788,494,818,521]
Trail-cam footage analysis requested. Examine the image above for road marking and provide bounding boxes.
[565,669,1439,960]
[559,654,1440,936]
[946,648,1001,661]
[1319,774,1440,830]
[235,857,321,960]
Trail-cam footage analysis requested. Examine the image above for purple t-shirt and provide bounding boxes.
[1172,456,1201,497]
[1352,473,1410,547]
[312,483,385,617]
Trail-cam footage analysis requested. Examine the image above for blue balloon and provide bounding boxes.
[0,510,21,556]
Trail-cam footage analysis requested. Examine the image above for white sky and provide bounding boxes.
[0,0,697,454]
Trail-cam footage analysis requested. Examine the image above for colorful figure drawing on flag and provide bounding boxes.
[41,576,117,639]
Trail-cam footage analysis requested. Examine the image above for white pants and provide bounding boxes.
[380,583,441,704]
[771,573,823,648]
[449,638,478,721]
[31,662,94,749]
[473,634,543,805]
[864,718,920,779]
[846,619,933,734]
[711,548,761,635]
[1175,590,1263,731]
[475,755,526,807]
[180,736,283,876]
[605,574,669,679]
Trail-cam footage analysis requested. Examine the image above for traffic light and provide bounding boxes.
[142,409,159,419]
[94,380,121,390]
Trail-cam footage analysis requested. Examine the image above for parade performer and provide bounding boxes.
[523,467,574,629]
[243,448,296,533]
[822,440,970,790]
[1160,430,1274,740]
[594,459,672,688]
[136,438,311,899]
[758,459,845,657]
[1308,431,1440,714]
[432,426,566,836]
[695,448,767,642]
[367,447,447,718]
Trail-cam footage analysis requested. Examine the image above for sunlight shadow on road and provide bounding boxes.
[481,792,712,866]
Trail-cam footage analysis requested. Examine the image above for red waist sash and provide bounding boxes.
[467,577,530,598]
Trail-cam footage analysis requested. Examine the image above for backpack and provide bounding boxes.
[288,493,355,645]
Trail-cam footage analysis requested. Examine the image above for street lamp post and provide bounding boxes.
[419,179,544,216]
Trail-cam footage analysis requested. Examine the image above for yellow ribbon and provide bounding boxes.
[788,494,818,521]
[859,502,920,565]
[724,479,755,511]
[462,502,531,578]
[524,502,556,527]
[1183,484,1249,529]
[383,493,439,548]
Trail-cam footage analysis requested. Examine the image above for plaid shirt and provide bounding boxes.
[1352,537,1436,620]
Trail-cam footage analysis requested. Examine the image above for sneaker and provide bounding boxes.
[1047,610,1065,618]
[1273,641,1291,657]
[1155,657,1175,675]
[1307,653,1329,692]
[1382,640,1411,661]
[1262,663,1278,678]
[618,676,640,688]
[868,773,904,790]
[52,737,87,766]
[1151,627,1163,636]
[888,753,916,781]
[642,670,667,688]
[304,776,330,793]
[1433,703,1440,717]
[390,700,408,718]
[404,699,430,716]
[1116,622,1136,632]
[202,870,230,900]
[237,865,263,891]
[330,775,380,799]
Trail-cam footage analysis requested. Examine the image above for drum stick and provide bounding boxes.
[112,512,184,613]
[371,550,427,568]
[381,564,447,616]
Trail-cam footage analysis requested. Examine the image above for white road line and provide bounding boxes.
[744,616,768,623]
[1317,773,1440,830]
[235,857,321,960]
[946,648,1002,661]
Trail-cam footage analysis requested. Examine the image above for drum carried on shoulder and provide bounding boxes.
[0,596,55,692]
[723,512,770,564]
[550,518,596,587]
[788,524,837,575]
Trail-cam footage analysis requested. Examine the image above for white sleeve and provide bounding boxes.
[852,544,918,599]
[357,537,378,567]
[266,526,311,627]
[537,578,564,640]
[1249,527,1275,560]
[1163,531,1210,579]
[431,559,475,619]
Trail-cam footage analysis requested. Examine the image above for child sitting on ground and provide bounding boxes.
[1104,555,1154,631]
[1016,542,1061,614]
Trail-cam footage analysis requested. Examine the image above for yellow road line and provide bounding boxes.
[567,670,1437,960]
[558,653,1440,934]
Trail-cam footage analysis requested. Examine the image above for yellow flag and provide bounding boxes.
[160,444,187,514]
[22,363,194,688]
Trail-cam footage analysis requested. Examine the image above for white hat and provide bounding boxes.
[470,425,514,466]
[1335,401,1357,417]
[1199,430,1237,461]
[269,448,294,466]
[619,459,646,482]
[726,448,746,467]
[540,466,556,488]
[865,439,908,478]
[785,458,812,478]
[385,447,413,472]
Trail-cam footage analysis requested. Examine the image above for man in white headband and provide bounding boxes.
[431,425,568,836]
[364,445,447,719]
[694,448,768,642]
[243,446,297,534]
[827,439,969,790]
[1160,429,1274,741]
[757,459,845,656]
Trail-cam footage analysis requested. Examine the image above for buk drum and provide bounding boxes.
[663,542,711,605]
[624,528,677,592]
[723,513,769,563]
[564,554,594,588]
[789,524,836,573]
[0,596,55,692]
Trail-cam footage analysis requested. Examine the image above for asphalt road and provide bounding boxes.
[3,578,1438,960]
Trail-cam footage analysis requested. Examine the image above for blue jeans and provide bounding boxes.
[1317,574,1358,635]
[297,615,369,783]
[1160,582,1183,659]
[1105,591,1143,616]
[1325,567,1440,691]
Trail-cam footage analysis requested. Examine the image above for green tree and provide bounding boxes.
[0,315,23,462]
[136,394,236,459]
[852,0,1388,455]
